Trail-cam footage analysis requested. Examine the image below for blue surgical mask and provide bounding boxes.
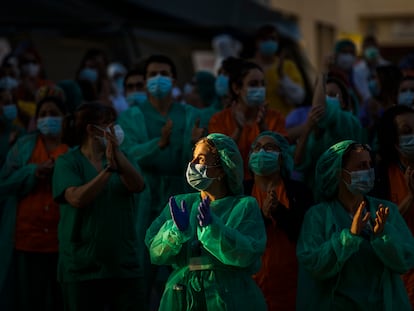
[398,91,414,107]
[0,76,18,90]
[79,68,98,82]
[246,87,266,107]
[368,79,380,97]
[2,105,17,121]
[215,74,229,97]
[336,53,355,71]
[343,168,375,195]
[318,95,341,128]
[37,116,62,136]
[126,91,147,106]
[186,162,217,191]
[259,40,279,56]
[249,149,280,176]
[146,75,173,99]
[364,47,379,61]
[399,134,414,158]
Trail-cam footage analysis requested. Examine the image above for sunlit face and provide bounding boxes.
[37,101,64,119]
[234,68,265,105]
[341,148,372,184]
[191,141,223,178]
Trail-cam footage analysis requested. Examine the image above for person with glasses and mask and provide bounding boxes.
[375,105,414,308]
[145,133,267,311]
[0,85,68,311]
[297,140,414,310]
[248,131,312,311]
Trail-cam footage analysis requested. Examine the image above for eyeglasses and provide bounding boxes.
[252,142,279,152]
[348,143,372,152]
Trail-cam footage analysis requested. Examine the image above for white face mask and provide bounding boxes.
[186,162,217,191]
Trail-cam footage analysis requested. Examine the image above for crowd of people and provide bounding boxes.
[1,23,414,311]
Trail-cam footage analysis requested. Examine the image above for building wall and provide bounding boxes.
[267,0,414,69]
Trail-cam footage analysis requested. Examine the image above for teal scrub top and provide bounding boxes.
[52,147,143,282]
[0,119,25,168]
[118,101,195,218]
[297,196,414,311]
[0,133,38,293]
[145,193,267,311]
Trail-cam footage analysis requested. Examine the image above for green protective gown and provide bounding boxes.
[145,193,267,311]
[0,118,26,168]
[297,196,414,311]
[0,133,38,296]
[295,102,367,189]
[118,101,195,221]
[52,147,144,282]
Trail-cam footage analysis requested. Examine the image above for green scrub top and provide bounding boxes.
[0,133,38,294]
[0,120,25,168]
[145,193,267,311]
[297,196,414,311]
[118,101,194,219]
[52,147,143,283]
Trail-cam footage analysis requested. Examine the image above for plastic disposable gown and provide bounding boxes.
[145,193,267,311]
[297,196,414,311]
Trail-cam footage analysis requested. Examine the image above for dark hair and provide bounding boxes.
[228,59,263,101]
[144,54,177,79]
[400,75,414,85]
[35,97,68,119]
[61,102,116,147]
[377,105,414,165]
[220,57,242,76]
[123,69,144,88]
[255,24,278,42]
[376,65,403,100]
[362,35,378,48]
[342,143,373,168]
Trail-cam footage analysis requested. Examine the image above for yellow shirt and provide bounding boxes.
[264,58,304,116]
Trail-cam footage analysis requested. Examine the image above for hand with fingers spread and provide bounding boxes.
[373,204,390,236]
[350,201,371,235]
[169,196,189,231]
[197,196,211,227]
